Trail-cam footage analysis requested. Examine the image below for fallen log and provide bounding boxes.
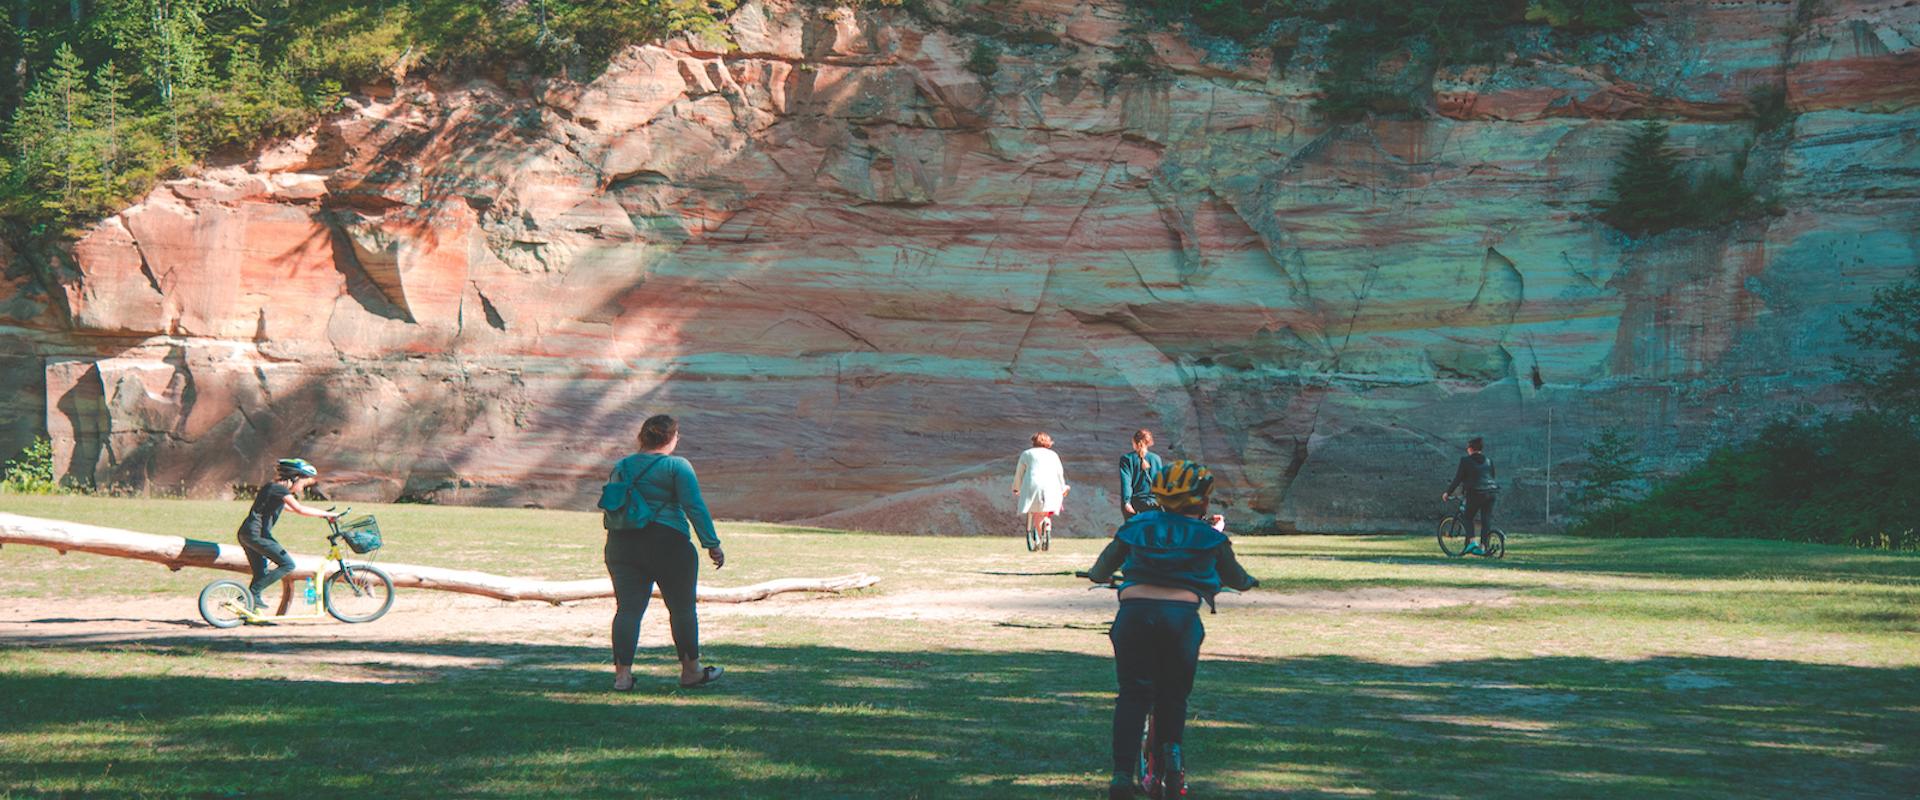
[0,512,878,604]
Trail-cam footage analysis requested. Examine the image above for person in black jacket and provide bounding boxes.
[1085,460,1258,800]
[1442,437,1500,555]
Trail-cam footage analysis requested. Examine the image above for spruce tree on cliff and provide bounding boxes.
[1839,262,1920,422]
[1600,121,1684,236]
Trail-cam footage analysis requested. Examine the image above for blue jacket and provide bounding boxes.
[1086,510,1257,601]
[1118,451,1164,508]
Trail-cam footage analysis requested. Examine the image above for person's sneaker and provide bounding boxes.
[1463,542,1484,556]
[1108,775,1141,799]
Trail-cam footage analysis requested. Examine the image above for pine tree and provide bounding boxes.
[7,43,108,223]
[1839,262,1920,421]
[91,61,131,187]
[1570,428,1640,536]
[1599,121,1684,236]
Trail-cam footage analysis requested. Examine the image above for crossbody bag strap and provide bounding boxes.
[624,455,670,528]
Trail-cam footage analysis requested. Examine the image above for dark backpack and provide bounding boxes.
[596,456,669,530]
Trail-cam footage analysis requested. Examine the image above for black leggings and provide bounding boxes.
[238,533,296,600]
[1464,492,1497,546]
[1109,598,1204,777]
[605,524,701,666]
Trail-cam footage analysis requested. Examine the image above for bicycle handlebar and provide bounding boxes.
[323,507,352,537]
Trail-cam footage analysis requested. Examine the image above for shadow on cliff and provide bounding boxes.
[2,636,1915,798]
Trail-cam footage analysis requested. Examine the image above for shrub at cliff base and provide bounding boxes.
[1571,415,1920,550]
[1,437,58,495]
[1573,264,1920,551]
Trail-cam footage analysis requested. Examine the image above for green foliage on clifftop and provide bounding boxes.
[1119,0,1637,118]
[0,0,736,236]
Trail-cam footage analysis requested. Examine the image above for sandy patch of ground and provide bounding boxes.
[0,585,1514,652]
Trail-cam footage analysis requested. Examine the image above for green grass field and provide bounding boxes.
[2,495,1917,798]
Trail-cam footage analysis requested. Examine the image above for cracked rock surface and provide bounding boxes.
[2,0,1917,533]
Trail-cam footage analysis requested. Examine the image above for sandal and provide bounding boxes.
[679,665,723,688]
[612,674,636,692]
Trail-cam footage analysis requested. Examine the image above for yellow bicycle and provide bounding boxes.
[198,510,395,628]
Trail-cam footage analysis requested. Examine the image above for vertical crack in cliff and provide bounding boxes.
[1011,145,1122,374]
[1330,263,1382,372]
[1120,250,1169,303]
[1277,390,1326,513]
[1007,255,1061,375]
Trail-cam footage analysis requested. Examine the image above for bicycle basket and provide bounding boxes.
[338,514,383,554]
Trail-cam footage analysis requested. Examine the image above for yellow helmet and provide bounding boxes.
[1150,460,1214,511]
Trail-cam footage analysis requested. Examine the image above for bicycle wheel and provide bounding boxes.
[1039,517,1051,552]
[198,580,253,629]
[1436,517,1467,557]
[1140,712,1157,796]
[323,564,394,623]
[1486,529,1506,559]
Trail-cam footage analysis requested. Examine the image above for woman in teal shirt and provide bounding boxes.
[601,414,726,690]
[1118,429,1164,521]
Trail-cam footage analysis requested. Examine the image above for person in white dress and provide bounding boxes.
[1012,432,1070,546]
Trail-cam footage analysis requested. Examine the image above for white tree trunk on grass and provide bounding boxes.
[0,513,879,604]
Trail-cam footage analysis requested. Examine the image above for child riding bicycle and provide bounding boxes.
[236,458,341,610]
[1084,460,1258,799]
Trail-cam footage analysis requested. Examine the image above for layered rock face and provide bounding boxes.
[3,0,1917,534]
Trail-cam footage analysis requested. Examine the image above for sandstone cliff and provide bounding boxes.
[3,0,1916,535]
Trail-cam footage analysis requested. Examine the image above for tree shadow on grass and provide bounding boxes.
[2,637,1917,799]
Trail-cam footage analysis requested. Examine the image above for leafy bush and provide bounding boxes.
[1103,39,1157,78]
[1289,0,1635,121]
[1523,0,1640,31]
[965,40,1001,78]
[1598,121,1763,237]
[1571,263,1920,550]
[2,437,59,495]
[1569,414,1920,550]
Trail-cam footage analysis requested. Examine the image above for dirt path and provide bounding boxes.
[0,586,1513,650]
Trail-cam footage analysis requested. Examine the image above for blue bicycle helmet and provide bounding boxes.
[276,457,318,479]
